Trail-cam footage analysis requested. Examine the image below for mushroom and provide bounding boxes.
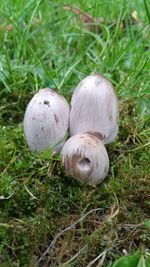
[24,88,70,152]
[70,74,119,144]
[61,133,109,185]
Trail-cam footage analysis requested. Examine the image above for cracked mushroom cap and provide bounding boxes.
[61,133,109,186]
[24,88,70,152]
[70,74,119,144]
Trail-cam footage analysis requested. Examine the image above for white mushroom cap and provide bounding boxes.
[24,88,70,152]
[61,133,109,185]
[70,74,119,144]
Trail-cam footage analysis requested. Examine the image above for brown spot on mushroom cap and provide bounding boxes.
[32,117,42,122]
[86,131,104,141]
[78,133,100,147]
[64,153,93,183]
[54,114,59,123]
[41,126,44,132]
[44,100,50,107]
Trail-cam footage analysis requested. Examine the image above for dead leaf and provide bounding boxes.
[64,5,103,33]
[131,10,139,23]
[6,24,13,31]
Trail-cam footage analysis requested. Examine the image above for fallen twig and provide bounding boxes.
[24,184,38,200]
[86,250,107,267]
[37,208,101,265]
[96,250,107,267]
[0,189,16,200]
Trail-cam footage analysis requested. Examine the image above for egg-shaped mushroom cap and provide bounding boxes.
[70,74,119,144]
[61,133,109,186]
[24,88,70,152]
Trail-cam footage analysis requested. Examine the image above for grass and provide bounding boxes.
[0,0,150,266]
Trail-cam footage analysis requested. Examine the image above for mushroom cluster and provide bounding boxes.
[24,74,119,186]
